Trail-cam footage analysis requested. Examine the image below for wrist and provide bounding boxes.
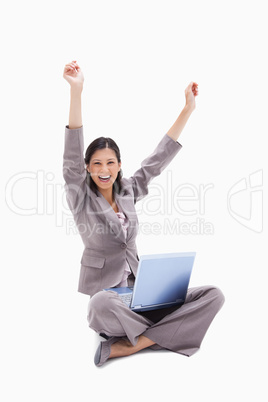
[70,84,83,95]
[183,104,195,114]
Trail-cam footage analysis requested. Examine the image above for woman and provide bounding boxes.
[63,60,225,367]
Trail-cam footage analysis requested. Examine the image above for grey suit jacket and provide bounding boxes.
[63,125,182,296]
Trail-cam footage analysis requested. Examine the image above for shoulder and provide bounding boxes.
[119,177,135,196]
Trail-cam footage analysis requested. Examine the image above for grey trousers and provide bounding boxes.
[87,285,225,357]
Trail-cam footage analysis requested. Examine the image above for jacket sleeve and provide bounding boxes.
[63,125,87,214]
[129,134,182,203]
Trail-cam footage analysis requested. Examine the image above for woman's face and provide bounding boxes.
[87,147,121,192]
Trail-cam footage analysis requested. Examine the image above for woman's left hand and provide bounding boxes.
[185,82,199,111]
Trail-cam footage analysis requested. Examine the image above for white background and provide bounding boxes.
[1,1,267,401]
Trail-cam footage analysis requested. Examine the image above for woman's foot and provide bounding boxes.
[94,335,156,367]
[94,337,120,367]
[109,335,156,359]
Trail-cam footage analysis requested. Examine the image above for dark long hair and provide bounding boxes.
[84,137,122,195]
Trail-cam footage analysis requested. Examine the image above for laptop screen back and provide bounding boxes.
[131,252,196,310]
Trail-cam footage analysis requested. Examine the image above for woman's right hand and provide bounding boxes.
[63,60,84,89]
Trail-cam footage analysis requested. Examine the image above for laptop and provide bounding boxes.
[104,252,196,312]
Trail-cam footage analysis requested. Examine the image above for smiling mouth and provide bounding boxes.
[98,175,111,183]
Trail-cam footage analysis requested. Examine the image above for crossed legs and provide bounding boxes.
[87,285,225,364]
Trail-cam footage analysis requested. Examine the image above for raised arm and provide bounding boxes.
[127,133,182,203]
[166,81,198,142]
[63,60,84,128]
[63,61,86,213]
[126,82,199,203]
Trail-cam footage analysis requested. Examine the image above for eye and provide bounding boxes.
[108,161,114,165]
[94,162,101,165]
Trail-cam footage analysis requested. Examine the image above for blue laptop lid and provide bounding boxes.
[131,252,196,310]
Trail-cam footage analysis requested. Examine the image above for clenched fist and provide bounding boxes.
[63,60,84,89]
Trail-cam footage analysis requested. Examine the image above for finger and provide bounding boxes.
[64,67,76,76]
[64,65,75,73]
[187,81,196,91]
[66,61,77,69]
[189,82,198,88]
[65,64,75,72]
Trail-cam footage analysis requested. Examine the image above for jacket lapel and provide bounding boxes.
[88,185,137,243]
[93,194,125,242]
